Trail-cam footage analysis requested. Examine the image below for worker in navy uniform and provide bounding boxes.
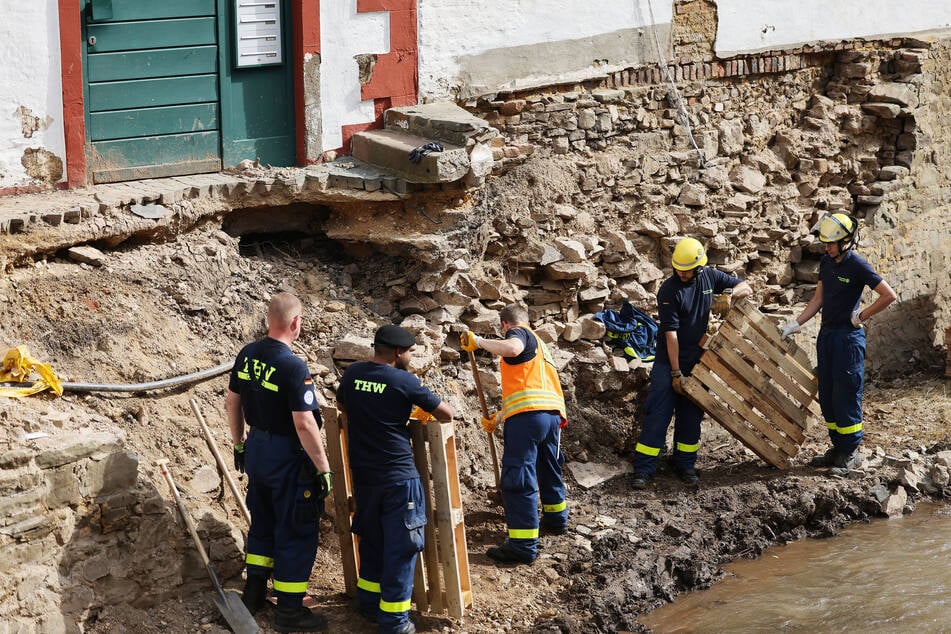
[781,213,896,473]
[336,324,453,634]
[461,303,569,565]
[226,292,332,633]
[631,238,752,489]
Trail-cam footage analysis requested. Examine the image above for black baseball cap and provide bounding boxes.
[373,325,416,348]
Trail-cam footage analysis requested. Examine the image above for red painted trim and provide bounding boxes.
[0,182,68,197]
[59,0,87,188]
[357,0,418,104]
[334,0,416,156]
[339,97,390,155]
[293,0,321,165]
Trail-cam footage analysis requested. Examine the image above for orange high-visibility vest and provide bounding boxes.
[500,326,567,424]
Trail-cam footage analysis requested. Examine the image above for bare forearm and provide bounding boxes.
[478,336,524,358]
[860,280,897,320]
[225,390,245,445]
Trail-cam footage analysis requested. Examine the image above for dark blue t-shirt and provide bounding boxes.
[656,267,742,368]
[336,361,441,486]
[819,250,882,328]
[229,337,321,436]
[501,326,538,366]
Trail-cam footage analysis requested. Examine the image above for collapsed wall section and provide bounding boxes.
[461,35,951,376]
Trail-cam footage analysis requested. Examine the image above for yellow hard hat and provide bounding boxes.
[671,238,708,271]
[818,213,856,243]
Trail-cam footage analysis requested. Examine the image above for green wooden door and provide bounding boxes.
[218,0,295,167]
[82,0,295,184]
[83,0,222,183]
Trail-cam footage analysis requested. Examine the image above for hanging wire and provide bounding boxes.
[645,0,707,167]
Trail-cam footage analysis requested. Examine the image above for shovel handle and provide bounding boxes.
[191,398,252,526]
[467,349,501,488]
[158,459,211,568]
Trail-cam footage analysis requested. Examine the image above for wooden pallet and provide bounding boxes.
[323,407,472,618]
[681,299,819,469]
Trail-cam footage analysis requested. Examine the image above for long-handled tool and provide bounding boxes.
[466,349,501,488]
[157,459,260,634]
[191,398,252,526]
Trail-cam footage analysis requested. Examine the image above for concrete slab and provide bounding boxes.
[351,129,469,183]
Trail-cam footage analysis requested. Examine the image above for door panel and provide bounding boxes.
[89,104,219,141]
[218,0,295,167]
[100,0,216,21]
[86,18,217,53]
[88,75,219,111]
[86,46,218,82]
[83,2,221,183]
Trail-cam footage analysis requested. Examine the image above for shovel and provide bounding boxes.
[466,349,502,489]
[157,459,260,634]
[191,398,252,526]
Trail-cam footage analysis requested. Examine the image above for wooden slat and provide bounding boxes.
[427,421,471,619]
[692,365,799,457]
[734,300,815,372]
[718,319,818,413]
[726,309,818,394]
[322,407,359,597]
[89,104,219,141]
[704,335,809,433]
[682,377,789,468]
[409,421,443,614]
[91,131,219,169]
[92,0,216,21]
[87,17,217,53]
[88,75,219,112]
[699,351,805,442]
[91,158,221,184]
[87,46,218,82]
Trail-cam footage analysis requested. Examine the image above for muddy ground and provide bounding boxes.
[1,220,949,634]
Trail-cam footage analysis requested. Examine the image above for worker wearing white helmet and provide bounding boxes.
[781,213,897,473]
[631,238,752,489]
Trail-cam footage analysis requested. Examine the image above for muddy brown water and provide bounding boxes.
[639,503,951,633]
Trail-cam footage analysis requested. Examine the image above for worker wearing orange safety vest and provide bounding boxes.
[461,303,568,565]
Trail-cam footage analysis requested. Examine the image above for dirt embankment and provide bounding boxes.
[1,216,949,633]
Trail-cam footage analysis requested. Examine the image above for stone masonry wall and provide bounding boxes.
[464,35,951,376]
[0,421,243,632]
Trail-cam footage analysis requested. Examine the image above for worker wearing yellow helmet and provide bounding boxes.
[631,238,752,489]
[781,213,897,473]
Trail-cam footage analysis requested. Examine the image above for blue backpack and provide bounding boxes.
[594,302,658,361]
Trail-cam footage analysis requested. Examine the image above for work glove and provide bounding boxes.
[460,331,482,352]
[481,412,499,434]
[851,309,864,329]
[410,406,433,423]
[671,370,685,396]
[233,443,245,474]
[711,290,732,316]
[780,319,801,340]
[316,472,333,499]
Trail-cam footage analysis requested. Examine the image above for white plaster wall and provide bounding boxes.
[0,3,66,188]
[715,0,951,57]
[319,1,389,152]
[417,0,673,101]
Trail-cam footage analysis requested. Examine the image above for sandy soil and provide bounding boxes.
[1,222,949,634]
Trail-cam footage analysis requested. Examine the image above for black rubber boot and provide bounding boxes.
[486,542,535,565]
[241,575,268,615]
[273,605,328,632]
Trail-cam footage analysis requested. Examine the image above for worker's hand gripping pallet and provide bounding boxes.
[682,299,820,468]
[322,407,473,619]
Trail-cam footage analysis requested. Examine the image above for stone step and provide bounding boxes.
[350,129,469,184]
[384,102,500,148]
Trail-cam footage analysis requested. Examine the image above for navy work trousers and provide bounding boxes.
[500,410,567,560]
[352,478,426,634]
[632,360,703,476]
[244,428,321,608]
[816,327,865,454]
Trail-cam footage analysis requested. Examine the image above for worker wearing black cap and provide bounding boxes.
[336,324,453,634]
